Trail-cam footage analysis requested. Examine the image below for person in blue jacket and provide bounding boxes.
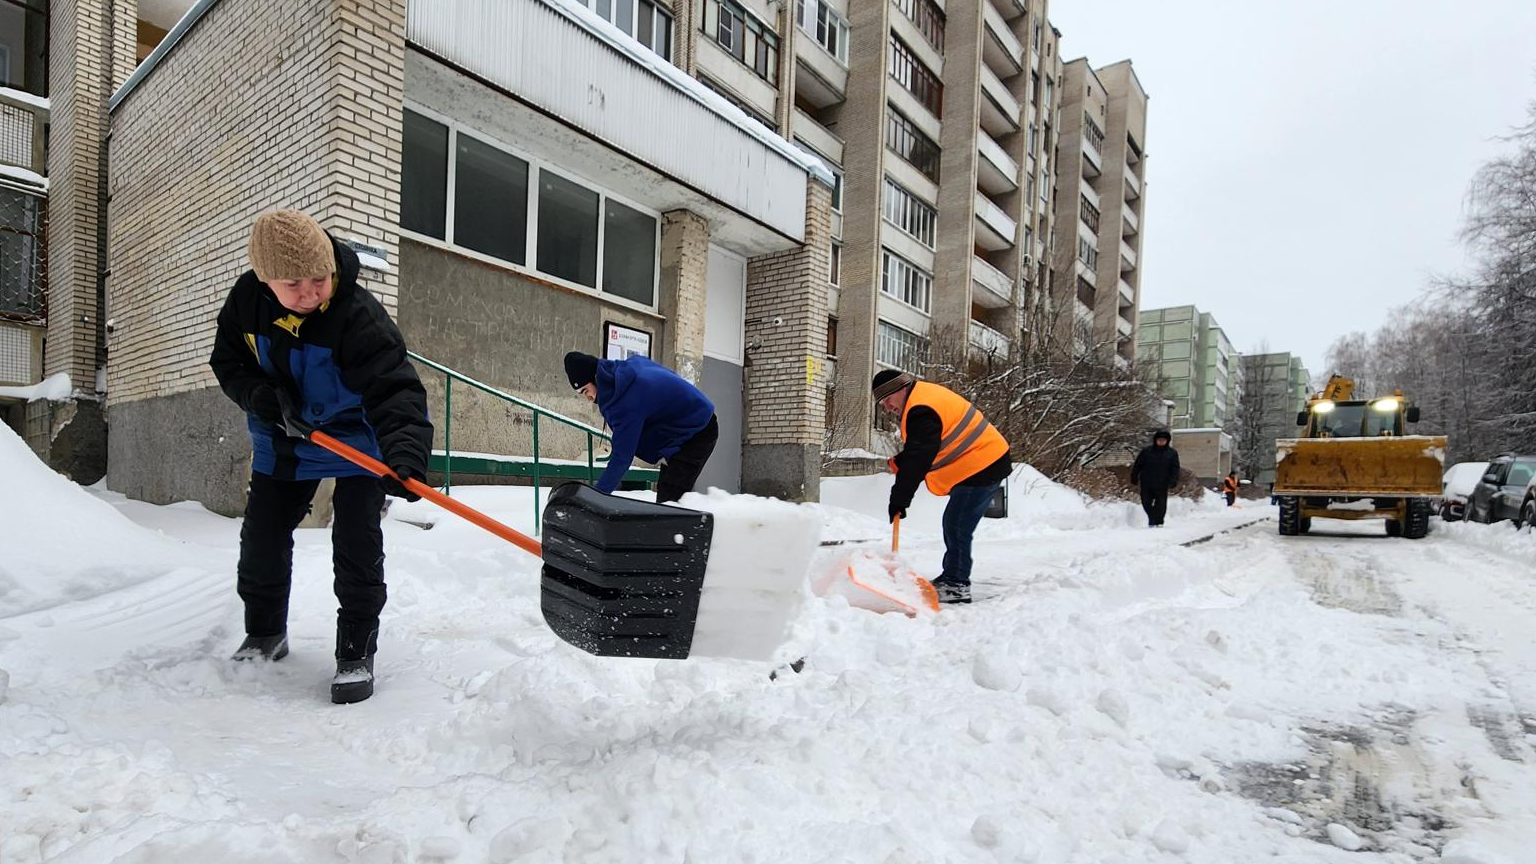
[564,351,718,503]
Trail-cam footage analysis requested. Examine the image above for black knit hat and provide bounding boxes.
[564,351,600,390]
[871,370,915,400]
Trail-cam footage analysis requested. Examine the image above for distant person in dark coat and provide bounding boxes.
[1130,430,1180,527]
[564,352,718,503]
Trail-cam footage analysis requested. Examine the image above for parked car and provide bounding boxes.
[1439,461,1491,521]
[1466,454,1536,525]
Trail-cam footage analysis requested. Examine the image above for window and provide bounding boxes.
[827,316,838,355]
[454,133,529,264]
[0,0,47,96]
[1141,324,1161,341]
[1163,341,1191,360]
[703,0,779,82]
[1077,238,1097,269]
[603,199,658,304]
[1080,196,1100,233]
[882,176,937,248]
[0,186,44,318]
[889,36,942,117]
[796,0,848,64]
[829,241,842,286]
[1161,360,1191,380]
[1163,321,1193,340]
[886,107,941,182]
[1033,22,1042,50]
[538,171,601,289]
[1044,77,1054,109]
[880,249,932,312]
[401,108,660,307]
[831,170,844,212]
[1027,122,1037,156]
[891,0,944,54]
[583,0,673,59]
[401,109,449,239]
[877,320,928,371]
[1075,277,1094,307]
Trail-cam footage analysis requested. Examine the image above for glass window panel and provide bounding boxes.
[537,171,600,288]
[401,110,448,239]
[602,199,657,305]
[453,135,529,264]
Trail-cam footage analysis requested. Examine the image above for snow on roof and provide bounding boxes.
[0,373,72,403]
[542,0,836,189]
[0,86,50,112]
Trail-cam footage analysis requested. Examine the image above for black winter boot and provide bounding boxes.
[331,656,375,704]
[231,633,289,662]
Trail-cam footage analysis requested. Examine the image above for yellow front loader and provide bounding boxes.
[1273,375,1446,539]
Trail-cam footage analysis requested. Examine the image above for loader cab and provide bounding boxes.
[1296,396,1419,439]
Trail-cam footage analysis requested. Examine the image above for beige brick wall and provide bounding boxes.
[659,209,711,384]
[744,181,832,446]
[106,0,406,405]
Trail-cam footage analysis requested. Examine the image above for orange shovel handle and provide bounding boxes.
[308,430,544,559]
[892,515,901,552]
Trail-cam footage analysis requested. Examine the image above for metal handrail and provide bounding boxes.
[408,350,613,534]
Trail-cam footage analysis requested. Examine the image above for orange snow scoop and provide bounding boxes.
[829,515,939,616]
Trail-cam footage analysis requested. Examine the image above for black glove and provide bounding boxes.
[381,465,423,502]
[888,501,908,523]
[248,384,283,425]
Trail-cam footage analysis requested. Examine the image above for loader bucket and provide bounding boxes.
[1274,435,1447,496]
[539,482,715,659]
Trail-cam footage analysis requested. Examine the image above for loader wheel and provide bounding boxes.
[1278,496,1302,536]
[1386,519,1403,538]
[1403,499,1431,540]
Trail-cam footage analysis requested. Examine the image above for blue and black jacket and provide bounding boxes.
[209,236,432,481]
[594,356,715,494]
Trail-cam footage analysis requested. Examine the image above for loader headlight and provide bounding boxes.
[1372,398,1400,412]
[1312,401,1336,414]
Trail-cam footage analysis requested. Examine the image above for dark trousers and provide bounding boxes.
[1225,492,1237,507]
[1140,486,1169,526]
[939,481,1001,585]
[655,415,719,504]
[237,472,386,659]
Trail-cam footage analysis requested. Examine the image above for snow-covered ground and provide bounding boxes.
[4,421,1535,862]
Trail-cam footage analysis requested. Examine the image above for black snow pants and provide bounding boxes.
[237,472,386,659]
[655,415,720,504]
[1140,486,1169,527]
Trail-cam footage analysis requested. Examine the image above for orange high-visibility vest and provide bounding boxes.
[1222,476,1239,494]
[896,382,1010,496]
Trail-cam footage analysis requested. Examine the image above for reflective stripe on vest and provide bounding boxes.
[901,382,1010,496]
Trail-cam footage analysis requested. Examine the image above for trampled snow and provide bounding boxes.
[4,427,1536,862]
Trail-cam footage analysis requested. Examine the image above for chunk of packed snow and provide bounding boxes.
[1326,822,1364,851]
[973,652,1024,692]
[1150,819,1190,853]
[0,372,71,402]
[1096,688,1131,727]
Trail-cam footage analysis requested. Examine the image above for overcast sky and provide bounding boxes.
[1047,0,1536,377]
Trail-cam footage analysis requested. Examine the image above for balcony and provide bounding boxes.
[976,132,1018,196]
[794,108,844,165]
[1080,178,1100,210]
[1120,239,1137,272]
[986,0,1028,21]
[979,65,1021,137]
[1074,258,1096,286]
[972,255,1013,309]
[1115,354,1131,371]
[1124,166,1142,199]
[1122,206,1138,236]
[794,30,848,110]
[1117,315,1133,338]
[0,90,48,188]
[1118,278,1135,307]
[970,319,1011,356]
[1075,298,1094,323]
[1081,132,1102,178]
[974,191,1017,251]
[981,3,1024,78]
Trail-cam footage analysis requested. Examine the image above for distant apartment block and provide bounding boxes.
[1137,305,1241,430]
[1240,352,1313,487]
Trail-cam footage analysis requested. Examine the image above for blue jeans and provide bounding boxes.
[940,482,1001,585]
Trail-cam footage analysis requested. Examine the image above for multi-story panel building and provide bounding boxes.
[1137,305,1239,429]
[821,0,1066,447]
[1049,57,1146,366]
[1239,352,1314,487]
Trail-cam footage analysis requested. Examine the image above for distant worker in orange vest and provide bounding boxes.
[873,371,1011,605]
[1222,471,1240,507]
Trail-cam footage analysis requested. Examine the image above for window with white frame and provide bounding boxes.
[1078,237,1098,269]
[400,107,659,306]
[882,176,937,248]
[702,0,779,83]
[877,320,928,371]
[580,0,674,60]
[829,241,841,286]
[795,0,848,64]
[880,248,932,312]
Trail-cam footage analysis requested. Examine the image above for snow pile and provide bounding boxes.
[1435,519,1536,557]
[680,489,819,661]
[0,372,71,403]
[0,421,202,617]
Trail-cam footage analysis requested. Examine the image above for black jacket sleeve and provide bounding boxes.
[1167,450,1181,489]
[337,293,433,476]
[208,279,270,413]
[1130,448,1146,486]
[890,406,942,510]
